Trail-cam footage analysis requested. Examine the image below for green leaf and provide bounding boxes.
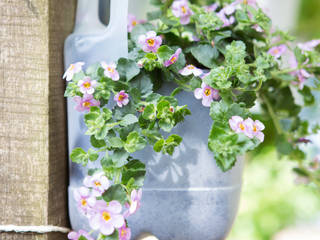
[117,58,140,81]
[142,104,157,120]
[95,124,109,140]
[120,114,138,126]
[154,139,164,152]
[157,45,174,61]
[124,131,147,153]
[130,73,153,98]
[203,66,232,90]
[90,135,106,148]
[70,148,88,166]
[190,44,218,68]
[275,134,293,155]
[112,149,129,167]
[102,184,127,205]
[88,148,99,162]
[108,137,124,148]
[78,236,88,240]
[122,160,146,188]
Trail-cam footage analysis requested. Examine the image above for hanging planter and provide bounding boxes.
[64,0,320,240]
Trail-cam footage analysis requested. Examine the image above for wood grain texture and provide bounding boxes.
[0,0,76,239]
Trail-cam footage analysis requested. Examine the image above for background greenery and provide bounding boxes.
[228,1,320,239]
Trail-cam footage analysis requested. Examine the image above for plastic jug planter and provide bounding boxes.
[65,0,243,239]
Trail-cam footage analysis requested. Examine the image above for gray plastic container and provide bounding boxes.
[64,1,244,239]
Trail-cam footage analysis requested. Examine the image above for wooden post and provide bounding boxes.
[0,0,76,239]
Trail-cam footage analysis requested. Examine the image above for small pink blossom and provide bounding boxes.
[297,39,320,52]
[204,3,219,12]
[84,172,110,197]
[194,82,220,107]
[77,76,97,95]
[127,14,145,32]
[236,0,257,8]
[289,53,311,89]
[89,200,124,236]
[179,64,203,76]
[68,229,94,240]
[114,90,129,107]
[63,62,85,81]
[252,24,263,32]
[73,187,96,216]
[138,31,162,53]
[124,189,142,218]
[243,117,265,142]
[268,45,287,59]
[172,0,193,25]
[229,116,252,138]
[217,9,235,28]
[101,62,120,81]
[74,94,100,112]
[118,223,131,240]
[164,48,182,67]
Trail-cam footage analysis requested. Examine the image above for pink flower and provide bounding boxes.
[216,9,235,28]
[124,189,142,218]
[68,229,94,240]
[73,187,96,216]
[204,3,219,12]
[289,53,311,89]
[127,14,145,32]
[172,0,193,25]
[74,94,100,112]
[297,39,320,52]
[89,200,124,236]
[268,45,287,59]
[164,48,182,67]
[118,223,131,240]
[63,62,85,81]
[194,82,220,107]
[179,64,202,76]
[243,117,265,142]
[229,116,252,137]
[236,0,257,8]
[77,76,97,95]
[83,172,110,197]
[252,24,263,32]
[138,31,162,53]
[101,62,120,81]
[114,90,129,107]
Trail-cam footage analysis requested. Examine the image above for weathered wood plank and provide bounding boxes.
[0,0,76,239]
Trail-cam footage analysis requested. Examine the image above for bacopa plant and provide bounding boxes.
[64,0,320,239]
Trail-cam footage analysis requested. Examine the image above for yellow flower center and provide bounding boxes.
[273,49,279,54]
[147,39,155,46]
[83,81,91,88]
[187,65,195,69]
[94,181,101,187]
[107,67,114,73]
[253,124,257,132]
[132,20,137,26]
[82,101,91,108]
[69,64,75,71]
[121,229,127,237]
[204,88,211,96]
[170,56,177,63]
[239,123,245,131]
[118,94,125,101]
[81,199,87,206]
[102,211,111,222]
[181,6,187,14]
[243,0,248,4]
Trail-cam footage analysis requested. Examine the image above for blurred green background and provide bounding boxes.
[228,1,320,239]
